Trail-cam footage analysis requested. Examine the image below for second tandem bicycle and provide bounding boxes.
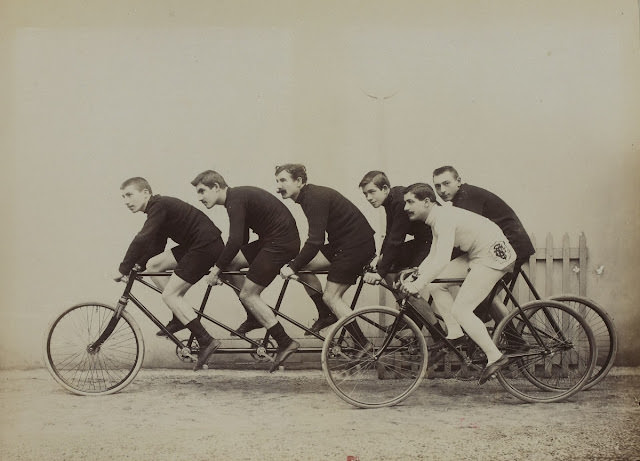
[44,265,604,408]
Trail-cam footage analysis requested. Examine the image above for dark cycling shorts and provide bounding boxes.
[171,239,225,285]
[320,239,376,286]
[387,239,431,273]
[241,239,300,287]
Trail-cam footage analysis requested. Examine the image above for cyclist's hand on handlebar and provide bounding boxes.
[400,280,422,296]
[397,267,422,296]
[204,268,223,286]
[398,267,418,281]
[363,272,383,285]
[279,265,297,280]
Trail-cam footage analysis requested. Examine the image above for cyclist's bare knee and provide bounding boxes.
[147,250,177,272]
[238,279,265,304]
[322,282,350,317]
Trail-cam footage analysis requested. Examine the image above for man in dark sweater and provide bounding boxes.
[358,170,441,330]
[359,170,433,283]
[113,177,224,371]
[432,166,534,267]
[191,170,300,372]
[430,165,535,335]
[276,164,375,347]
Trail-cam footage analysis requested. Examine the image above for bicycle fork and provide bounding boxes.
[88,266,140,354]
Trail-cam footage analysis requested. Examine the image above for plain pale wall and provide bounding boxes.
[1,0,639,368]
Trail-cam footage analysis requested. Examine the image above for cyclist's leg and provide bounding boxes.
[242,242,300,370]
[146,248,179,291]
[322,280,352,318]
[486,259,526,321]
[301,248,332,272]
[298,250,337,333]
[297,273,335,319]
[321,240,376,347]
[161,274,200,325]
[449,264,509,365]
[147,249,183,335]
[319,241,372,319]
[162,272,221,370]
[237,278,277,328]
[221,248,264,333]
[425,255,470,339]
[323,279,370,349]
[164,241,225,327]
[168,241,225,369]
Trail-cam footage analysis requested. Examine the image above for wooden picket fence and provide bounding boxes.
[428,232,588,379]
[512,232,588,300]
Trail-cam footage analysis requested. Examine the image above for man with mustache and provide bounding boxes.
[276,164,375,349]
[401,183,517,383]
[192,169,312,371]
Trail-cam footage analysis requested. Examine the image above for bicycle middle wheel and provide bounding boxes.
[44,302,145,395]
[493,300,596,403]
[550,295,617,390]
[321,306,428,409]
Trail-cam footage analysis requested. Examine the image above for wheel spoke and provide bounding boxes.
[322,307,427,408]
[494,301,596,403]
[44,303,144,395]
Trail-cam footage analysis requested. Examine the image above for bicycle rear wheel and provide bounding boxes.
[550,295,617,390]
[493,300,596,403]
[321,306,428,408]
[44,302,145,395]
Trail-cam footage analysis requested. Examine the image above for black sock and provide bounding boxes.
[345,321,368,347]
[186,319,213,346]
[310,293,334,318]
[268,322,293,349]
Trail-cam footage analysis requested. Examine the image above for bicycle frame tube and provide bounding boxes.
[132,268,362,353]
[518,268,543,300]
[377,278,473,364]
[108,267,415,356]
[498,273,572,347]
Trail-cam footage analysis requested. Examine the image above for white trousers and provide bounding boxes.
[426,255,508,363]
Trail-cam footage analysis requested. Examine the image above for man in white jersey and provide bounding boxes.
[401,183,516,383]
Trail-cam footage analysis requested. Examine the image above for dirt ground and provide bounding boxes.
[1,367,639,461]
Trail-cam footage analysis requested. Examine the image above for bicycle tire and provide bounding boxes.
[44,302,145,396]
[493,300,596,403]
[321,306,428,409]
[550,295,617,390]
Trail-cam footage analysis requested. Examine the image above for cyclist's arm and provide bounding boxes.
[377,205,411,278]
[214,201,249,271]
[118,206,168,275]
[289,199,328,272]
[412,217,455,290]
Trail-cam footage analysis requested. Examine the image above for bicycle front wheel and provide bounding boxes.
[550,295,617,390]
[44,302,145,395]
[493,300,596,403]
[321,306,428,409]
